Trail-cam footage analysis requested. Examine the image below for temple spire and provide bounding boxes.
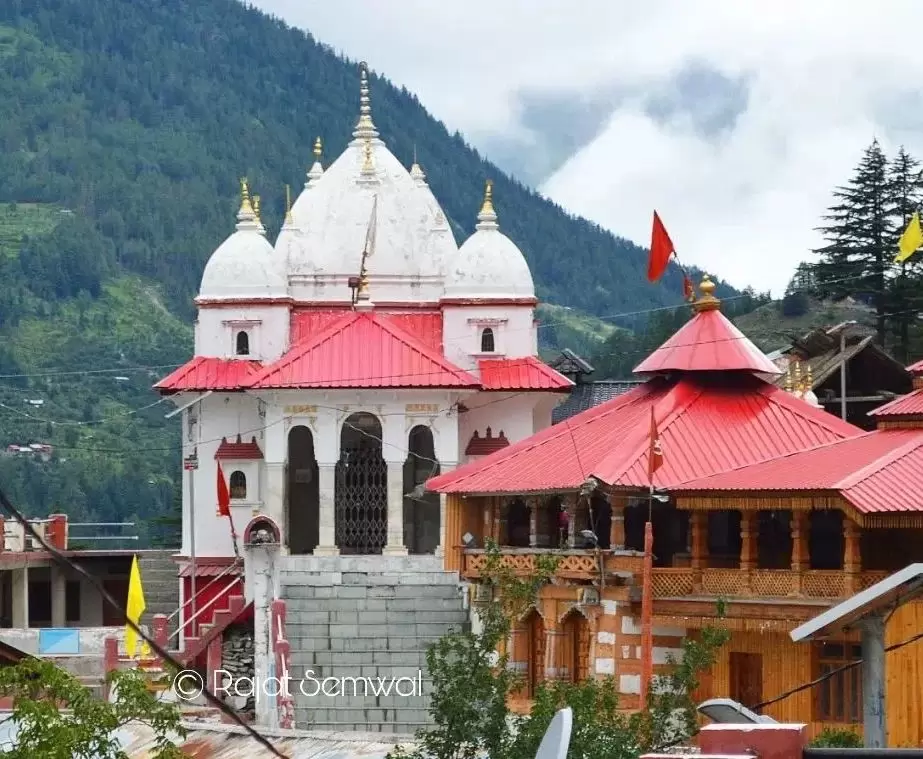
[252,193,265,235]
[283,183,294,226]
[352,62,379,140]
[475,179,498,231]
[306,136,324,187]
[236,177,258,231]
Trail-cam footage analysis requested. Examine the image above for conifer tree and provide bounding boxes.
[886,146,923,360]
[813,140,894,343]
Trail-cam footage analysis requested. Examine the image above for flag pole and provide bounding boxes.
[640,407,658,708]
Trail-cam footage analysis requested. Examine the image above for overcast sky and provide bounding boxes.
[251,0,923,295]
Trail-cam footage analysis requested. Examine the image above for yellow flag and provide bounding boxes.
[896,212,923,263]
[125,555,146,658]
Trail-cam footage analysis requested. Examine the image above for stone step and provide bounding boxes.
[291,649,430,667]
[279,571,461,587]
[289,635,446,652]
[294,705,431,731]
[283,584,463,600]
[286,621,466,639]
[281,595,465,613]
[281,555,445,573]
[284,609,467,625]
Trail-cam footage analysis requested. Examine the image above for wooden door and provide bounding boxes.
[729,651,763,708]
[102,578,129,626]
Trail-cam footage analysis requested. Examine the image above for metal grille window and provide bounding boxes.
[814,642,862,723]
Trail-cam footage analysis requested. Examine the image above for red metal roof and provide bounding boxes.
[154,357,261,393]
[672,428,923,515]
[247,311,479,389]
[289,309,444,352]
[633,309,781,375]
[178,563,243,578]
[478,356,573,391]
[907,358,923,375]
[427,373,861,495]
[214,435,263,460]
[871,388,923,418]
[465,428,510,456]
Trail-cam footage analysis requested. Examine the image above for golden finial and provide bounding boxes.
[252,194,261,221]
[804,363,813,394]
[480,179,495,216]
[792,359,803,396]
[313,136,323,160]
[691,274,721,313]
[353,61,378,139]
[361,138,375,174]
[783,362,794,392]
[284,184,293,224]
[238,176,254,218]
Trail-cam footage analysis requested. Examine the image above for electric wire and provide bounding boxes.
[0,485,290,759]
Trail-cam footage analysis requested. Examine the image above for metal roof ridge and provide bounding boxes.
[757,379,861,436]
[836,429,923,490]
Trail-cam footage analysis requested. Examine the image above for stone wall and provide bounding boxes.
[221,621,255,715]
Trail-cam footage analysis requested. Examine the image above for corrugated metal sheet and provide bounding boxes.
[870,387,923,417]
[908,358,923,374]
[478,357,572,391]
[248,312,478,390]
[672,428,923,515]
[634,309,781,375]
[290,310,443,352]
[154,358,262,392]
[427,373,861,495]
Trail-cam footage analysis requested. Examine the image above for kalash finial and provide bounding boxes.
[691,274,721,313]
[783,361,794,393]
[284,183,293,225]
[353,61,379,140]
[476,179,499,231]
[238,177,254,217]
[792,359,803,397]
[306,136,325,187]
[314,136,323,160]
[251,193,266,235]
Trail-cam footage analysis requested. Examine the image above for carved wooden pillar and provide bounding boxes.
[739,511,756,592]
[690,511,707,592]
[498,498,509,546]
[562,494,577,548]
[790,511,808,595]
[482,498,493,545]
[843,516,861,595]
[528,496,539,547]
[609,493,626,549]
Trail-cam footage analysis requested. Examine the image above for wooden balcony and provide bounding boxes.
[651,567,890,600]
[462,548,644,581]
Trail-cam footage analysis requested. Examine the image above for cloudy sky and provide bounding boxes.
[252,0,923,295]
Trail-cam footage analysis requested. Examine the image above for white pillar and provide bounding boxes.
[264,462,285,548]
[51,565,67,627]
[314,463,339,555]
[245,543,279,728]
[383,461,408,555]
[12,568,28,628]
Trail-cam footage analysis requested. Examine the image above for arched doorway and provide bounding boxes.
[560,610,590,683]
[403,425,440,554]
[335,412,387,554]
[287,425,319,554]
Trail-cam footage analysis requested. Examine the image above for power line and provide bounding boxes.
[0,485,289,759]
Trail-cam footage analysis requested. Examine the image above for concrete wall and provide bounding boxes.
[195,304,291,362]
[442,304,536,371]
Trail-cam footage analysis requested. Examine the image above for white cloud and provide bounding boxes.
[253,0,923,295]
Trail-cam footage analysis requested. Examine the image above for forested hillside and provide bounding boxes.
[0,0,740,537]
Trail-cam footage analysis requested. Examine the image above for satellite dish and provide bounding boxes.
[535,707,573,759]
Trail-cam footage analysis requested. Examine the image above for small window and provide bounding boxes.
[235,331,250,356]
[229,470,247,500]
[480,327,495,353]
[814,641,862,723]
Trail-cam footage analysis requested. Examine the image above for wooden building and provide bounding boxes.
[427,276,923,745]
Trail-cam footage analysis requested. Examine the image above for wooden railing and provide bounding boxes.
[462,548,644,581]
[651,567,890,600]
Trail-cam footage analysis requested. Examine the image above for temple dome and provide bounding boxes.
[199,185,287,301]
[443,181,535,301]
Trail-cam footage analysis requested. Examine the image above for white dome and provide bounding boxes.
[199,198,287,301]
[444,183,535,300]
[287,139,457,289]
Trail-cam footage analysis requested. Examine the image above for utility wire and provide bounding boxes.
[0,485,290,759]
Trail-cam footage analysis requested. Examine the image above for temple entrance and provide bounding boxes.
[403,425,440,554]
[287,425,319,554]
[335,412,387,554]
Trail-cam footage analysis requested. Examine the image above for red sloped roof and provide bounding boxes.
[870,387,923,418]
[906,359,923,374]
[478,357,573,391]
[290,309,444,351]
[247,311,479,389]
[672,428,923,515]
[465,428,510,456]
[426,373,861,495]
[215,435,263,460]
[633,308,781,375]
[154,357,261,392]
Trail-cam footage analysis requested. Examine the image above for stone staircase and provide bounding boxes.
[281,555,468,734]
[137,550,180,638]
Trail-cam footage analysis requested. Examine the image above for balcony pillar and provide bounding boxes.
[528,497,538,547]
[790,511,808,595]
[690,511,707,592]
[739,511,756,593]
[561,494,577,548]
[482,498,492,545]
[608,494,626,549]
[843,516,861,595]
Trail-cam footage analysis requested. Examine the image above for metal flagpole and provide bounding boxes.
[184,402,201,647]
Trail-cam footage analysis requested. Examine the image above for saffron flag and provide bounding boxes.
[217,460,231,518]
[896,212,923,263]
[125,555,146,659]
[647,407,663,484]
[647,211,676,282]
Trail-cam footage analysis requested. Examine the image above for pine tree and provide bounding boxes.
[813,140,894,343]
[886,146,923,361]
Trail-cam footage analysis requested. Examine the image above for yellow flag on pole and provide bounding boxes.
[896,212,923,263]
[125,555,146,659]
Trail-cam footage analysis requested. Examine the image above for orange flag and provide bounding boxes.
[647,211,676,282]
[216,461,231,518]
[647,407,663,485]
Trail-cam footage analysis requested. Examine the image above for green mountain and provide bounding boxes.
[0,0,738,537]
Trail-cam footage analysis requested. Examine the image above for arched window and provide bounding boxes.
[229,470,247,499]
[235,331,250,356]
[480,327,495,353]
